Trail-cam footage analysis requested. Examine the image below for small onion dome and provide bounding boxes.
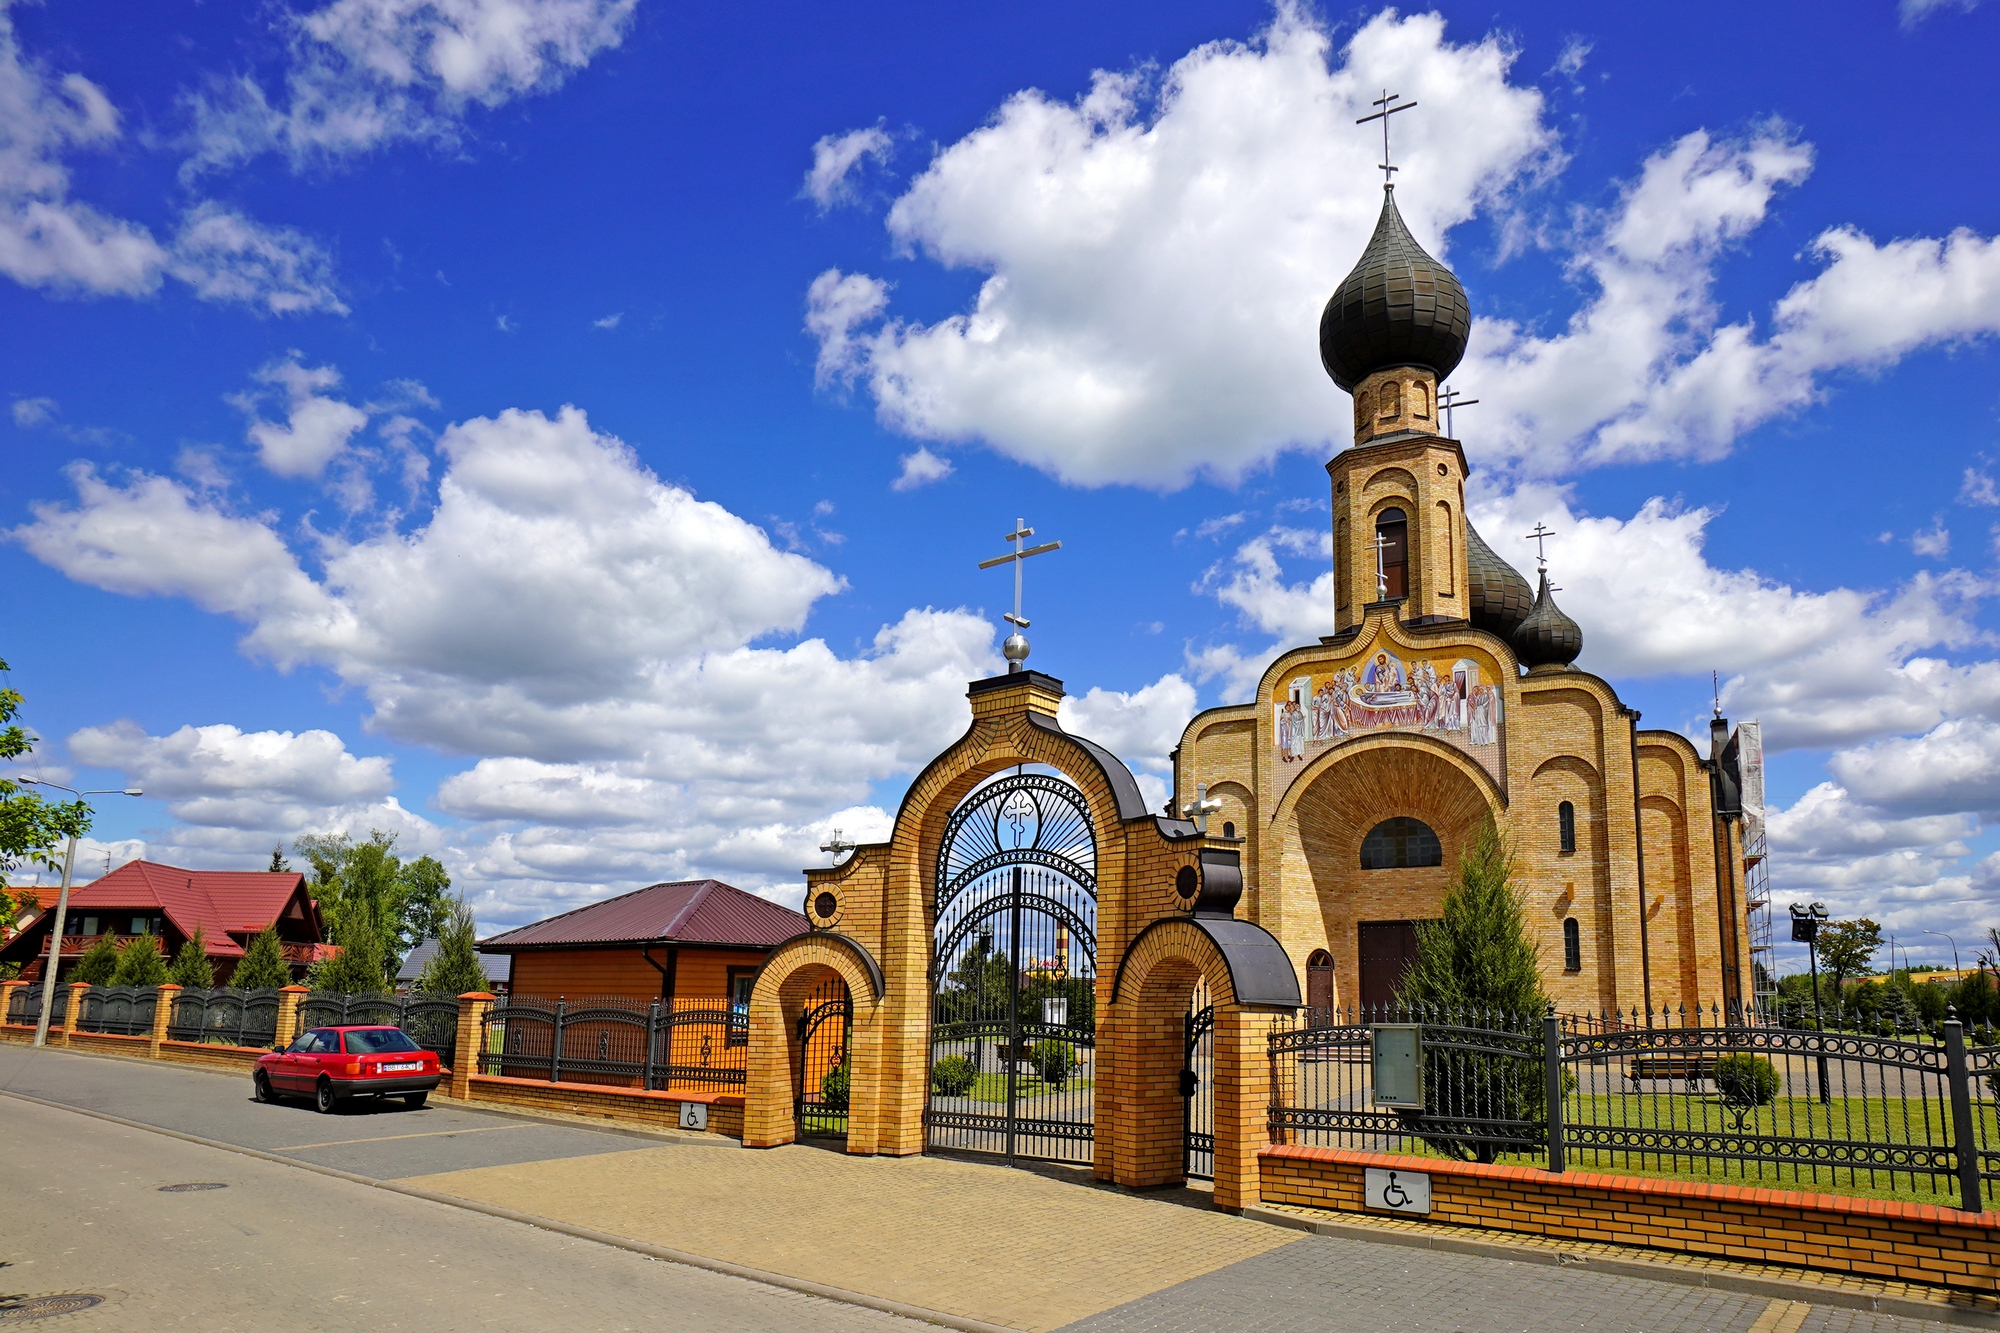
[1466,521,1533,639]
[1319,185,1472,392]
[1512,570,1583,669]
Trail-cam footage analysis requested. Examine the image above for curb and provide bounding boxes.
[0,1088,1017,1333]
[1242,1205,2000,1328]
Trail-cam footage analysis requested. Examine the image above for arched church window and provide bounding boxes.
[1376,379,1403,421]
[1563,918,1582,972]
[1374,508,1408,600]
[1359,817,1441,870]
[1558,800,1576,854]
[1222,821,1235,839]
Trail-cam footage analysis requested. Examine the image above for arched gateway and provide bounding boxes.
[745,669,1298,1208]
[928,771,1098,1161]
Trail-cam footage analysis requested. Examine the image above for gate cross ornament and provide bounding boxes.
[978,518,1061,673]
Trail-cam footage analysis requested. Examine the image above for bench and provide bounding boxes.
[1625,1055,1717,1085]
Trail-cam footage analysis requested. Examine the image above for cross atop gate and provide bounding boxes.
[978,518,1061,673]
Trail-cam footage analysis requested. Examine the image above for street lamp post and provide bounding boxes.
[20,779,141,1049]
[1791,901,1832,1104]
[1923,930,1959,975]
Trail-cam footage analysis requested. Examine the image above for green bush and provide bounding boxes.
[110,934,169,986]
[1714,1054,1780,1129]
[930,1054,977,1097]
[820,1062,850,1111]
[1030,1039,1075,1088]
[71,935,119,985]
[231,926,291,990]
[168,927,215,990]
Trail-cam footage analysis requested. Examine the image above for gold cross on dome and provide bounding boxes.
[1356,90,1417,185]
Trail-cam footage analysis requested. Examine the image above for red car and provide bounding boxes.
[255,1025,442,1113]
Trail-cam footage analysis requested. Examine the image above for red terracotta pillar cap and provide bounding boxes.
[459,991,496,1001]
[279,984,311,993]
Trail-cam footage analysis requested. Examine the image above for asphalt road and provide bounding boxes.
[0,1040,699,1178]
[1,1091,919,1333]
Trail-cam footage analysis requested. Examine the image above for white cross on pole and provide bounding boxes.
[978,518,1061,672]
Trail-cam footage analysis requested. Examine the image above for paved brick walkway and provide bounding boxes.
[400,1145,1296,1331]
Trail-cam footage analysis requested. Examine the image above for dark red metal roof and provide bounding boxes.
[1,860,314,959]
[478,879,806,952]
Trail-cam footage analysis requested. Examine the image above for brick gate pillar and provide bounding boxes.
[62,982,90,1046]
[1212,1006,1283,1212]
[274,985,309,1049]
[0,980,25,1029]
[151,983,180,1056]
[451,993,494,1100]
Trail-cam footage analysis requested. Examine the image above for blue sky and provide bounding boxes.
[3,0,1998,971]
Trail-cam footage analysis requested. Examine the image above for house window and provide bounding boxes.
[727,967,758,1046]
[1558,801,1577,854]
[1374,508,1408,600]
[1359,817,1442,870]
[1563,918,1582,972]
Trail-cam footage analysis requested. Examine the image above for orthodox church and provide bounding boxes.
[1172,183,1756,1019]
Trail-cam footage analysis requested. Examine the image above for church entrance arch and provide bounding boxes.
[927,771,1096,1163]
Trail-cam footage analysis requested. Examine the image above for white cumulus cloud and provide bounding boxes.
[802,125,893,209]
[234,355,372,478]
[891,446,952,491]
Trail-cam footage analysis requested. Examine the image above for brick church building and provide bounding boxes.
[1171,183,1756,1020]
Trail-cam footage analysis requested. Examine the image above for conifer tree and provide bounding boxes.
[71,935,119,984]
[1395,819,1550,1164]
[417,896,490,996]
[1397,820,1548,1020]
[168,926,215,990]
[111,933,169,986]
[308,914,388,994]
[231,925,291,990]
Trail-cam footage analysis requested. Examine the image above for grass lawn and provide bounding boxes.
[962,1072,1094,1102]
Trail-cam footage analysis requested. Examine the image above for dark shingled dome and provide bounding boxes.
[1466,521,1534,639]
[1319,185,1472,392]
[1513,570,1583,669]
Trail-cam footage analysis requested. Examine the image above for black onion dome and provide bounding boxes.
[1319,185,1472,391]
[1513,571,1583,669]
[1466,521,1534,638]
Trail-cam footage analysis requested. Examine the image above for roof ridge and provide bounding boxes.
[481,878,713,944]
[664,879,718,937]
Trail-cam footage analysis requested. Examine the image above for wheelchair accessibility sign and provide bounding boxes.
[1364,1167,1431,1215]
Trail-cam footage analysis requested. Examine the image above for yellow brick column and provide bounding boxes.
[62,981,90,1046]
[451,992,494,1100]
[151,983,180,1057]
[274,984,309,1049]
[1212,1006,1283,1212]
[0,979,25,1028]
[743,984,801,1149]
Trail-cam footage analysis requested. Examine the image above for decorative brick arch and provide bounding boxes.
[742,933,884,1150]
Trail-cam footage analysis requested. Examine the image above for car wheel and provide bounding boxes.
[315,1078,340,1114]
[253,1071,274,1104]
[403,1091,428,1110]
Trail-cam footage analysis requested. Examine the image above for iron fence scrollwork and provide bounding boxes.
[478,994,747,1091]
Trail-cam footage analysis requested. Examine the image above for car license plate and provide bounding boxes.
[382,1061,423,1072]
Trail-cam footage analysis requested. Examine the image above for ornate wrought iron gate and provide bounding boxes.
[1185,980,1215,1180]
[796,977,852,1138]
[927,772,1097,1162]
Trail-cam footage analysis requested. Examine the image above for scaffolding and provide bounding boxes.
[1735,720,1776,1017]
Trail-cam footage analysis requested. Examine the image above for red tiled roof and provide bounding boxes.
[9,860,314,958]
[479,879,806,952]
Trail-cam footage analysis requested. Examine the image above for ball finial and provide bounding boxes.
[1002,632,1031,672]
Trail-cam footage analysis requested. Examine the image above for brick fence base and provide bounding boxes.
[463,1074,744,1139]
[1261,1144,2000,1294]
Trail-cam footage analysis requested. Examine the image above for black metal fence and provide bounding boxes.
[78,986,158,1036]
[166,988,284,1048]
[1270,1003,2000,1211]
[297,991,461,1061]
[796,976,851,1138]
[479,995,747,1091]
[3,982,66,1027]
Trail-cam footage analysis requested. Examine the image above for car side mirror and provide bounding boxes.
[272,1044,285,1053]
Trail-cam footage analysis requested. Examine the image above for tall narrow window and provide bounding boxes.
[1563,918,1582,972]
[1374,508,1408,600]
[1558,800,1577,854]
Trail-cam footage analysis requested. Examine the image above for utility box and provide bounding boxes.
[1371,1024,1424,1109]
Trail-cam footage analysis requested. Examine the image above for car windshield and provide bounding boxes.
[343,1029,420,1054]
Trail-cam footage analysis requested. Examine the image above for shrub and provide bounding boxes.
[416,897,490,996]
[111,934,169,986]
[1714,1054,1780,1129]
[168,927,215,990]
[68,935,117,985]
[930,1054,977,1097]
[820,1062,850,1111]
[231,925,291,990]
[1030,1039,1075,1088]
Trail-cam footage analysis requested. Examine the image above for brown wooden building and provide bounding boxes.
[478,879,808,1012]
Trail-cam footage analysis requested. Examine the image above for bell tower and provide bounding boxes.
[1319,183,1475,633]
